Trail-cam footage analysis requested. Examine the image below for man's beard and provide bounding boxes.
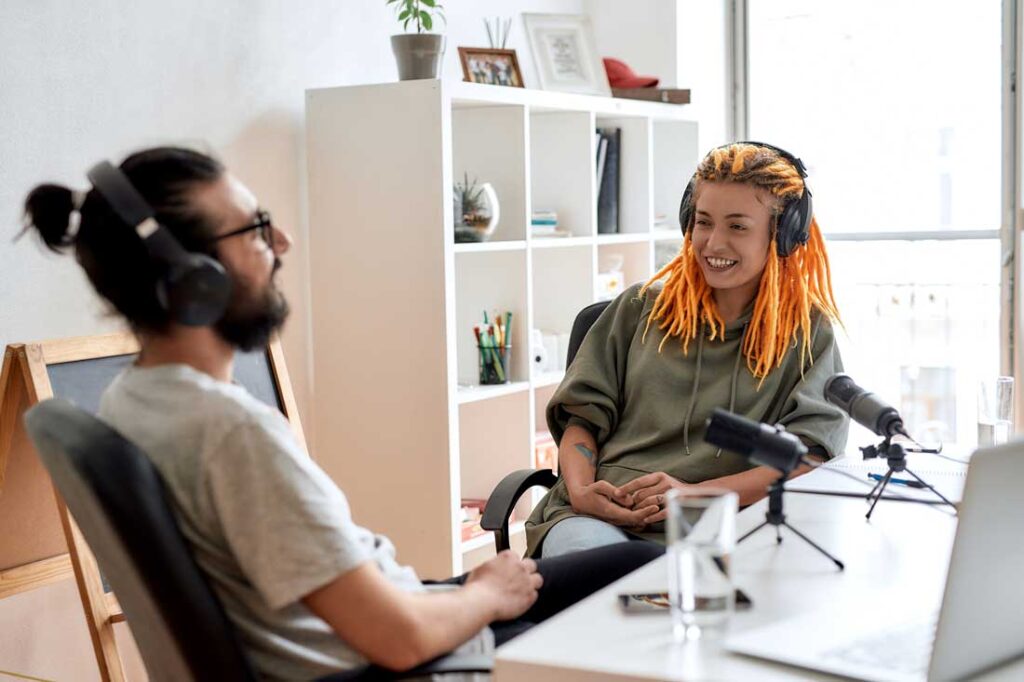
[214,262,290,352]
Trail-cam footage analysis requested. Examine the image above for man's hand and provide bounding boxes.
[568,480,659,528]
[619,472,698,525]
[464,550,543,621]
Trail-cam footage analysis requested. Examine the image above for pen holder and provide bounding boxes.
[478,345,512,385]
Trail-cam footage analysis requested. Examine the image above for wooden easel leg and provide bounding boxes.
[52,493,126,682]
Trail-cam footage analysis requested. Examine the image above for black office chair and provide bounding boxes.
[23,399,490,682]
[481,300,612,553]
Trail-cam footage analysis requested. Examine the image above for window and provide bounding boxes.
[747,1,1003,451]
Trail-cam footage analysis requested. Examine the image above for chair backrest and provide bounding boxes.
[566,300,612,367]
[23,399,257,682]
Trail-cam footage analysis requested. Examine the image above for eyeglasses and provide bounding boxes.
[207,209,274,249]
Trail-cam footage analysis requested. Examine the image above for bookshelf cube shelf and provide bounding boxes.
[454,249,528,387]
[453,105,527,244]
[653,120,699,234]
[596,116,651,236]
[598,241,650,300]
[459,393,533,532]
[530,111,594,239]
[306,80,697,577]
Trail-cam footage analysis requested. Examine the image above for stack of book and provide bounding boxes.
[460,498,517,542]
[533,432,558,472]
[531,210,569,238]
[460,498,488,542]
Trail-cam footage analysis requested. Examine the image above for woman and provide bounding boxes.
[527,142,849,558]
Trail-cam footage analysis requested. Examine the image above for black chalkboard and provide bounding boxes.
[41,348,282,594]
[46,350,282,416]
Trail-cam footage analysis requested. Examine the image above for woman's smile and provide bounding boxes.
[704,255,738,271]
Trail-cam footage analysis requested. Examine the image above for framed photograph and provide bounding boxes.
[458,47,525,87]
[522,13,611,97]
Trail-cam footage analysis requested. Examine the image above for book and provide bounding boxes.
[596,127,621,234]
[532,229,571,238]
[595,135,608,195]
[461,520,486,542]
[612,87,691,104]
[460,498,514,541]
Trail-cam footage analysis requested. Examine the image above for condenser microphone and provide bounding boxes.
[824,374,908,439]
[705,408,807,474]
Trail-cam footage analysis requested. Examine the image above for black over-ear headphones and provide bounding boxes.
[678,141,813,258]
[86,161,232,326]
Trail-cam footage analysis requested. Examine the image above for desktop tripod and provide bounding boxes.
[862,437,957,520]
[738,475,845,570]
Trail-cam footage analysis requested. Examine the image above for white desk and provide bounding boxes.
[494,483,1024,681]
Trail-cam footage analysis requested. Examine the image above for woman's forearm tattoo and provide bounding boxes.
[574,443,596,467]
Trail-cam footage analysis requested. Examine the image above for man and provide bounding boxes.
[22,147,663,679]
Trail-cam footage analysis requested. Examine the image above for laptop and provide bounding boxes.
[725,440,1024,681]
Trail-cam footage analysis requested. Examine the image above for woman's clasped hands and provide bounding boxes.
[568,472,698,530]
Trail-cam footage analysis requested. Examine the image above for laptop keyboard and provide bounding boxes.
[821,619,937,675]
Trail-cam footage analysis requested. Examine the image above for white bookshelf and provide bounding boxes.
[453,240,527,254]
[532,371,565,389]
[306,80,698,577]
[457,381,530,405]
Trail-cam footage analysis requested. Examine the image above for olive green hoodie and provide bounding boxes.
[525,282,849,556]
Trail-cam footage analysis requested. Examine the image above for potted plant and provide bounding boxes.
[454,172,500,243]
[388,0,447,80]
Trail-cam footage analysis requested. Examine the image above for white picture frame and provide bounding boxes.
[522,13,611,97]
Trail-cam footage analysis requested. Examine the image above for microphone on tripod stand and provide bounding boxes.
[823,374,908,440]
[705,409,844,570]
[824,374,957,519]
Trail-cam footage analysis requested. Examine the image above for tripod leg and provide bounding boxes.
[903,468,958,511]
[776,526,782,544]
[866,469,894,520]
[738,520,768,544]
[866,472,886,499]
[781,522,845,571]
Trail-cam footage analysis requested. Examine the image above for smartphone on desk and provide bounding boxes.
[617,589,753,614]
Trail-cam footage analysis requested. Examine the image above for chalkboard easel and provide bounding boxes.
[0,331,306,681]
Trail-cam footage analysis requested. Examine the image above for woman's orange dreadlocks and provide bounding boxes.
[640,143,841,380]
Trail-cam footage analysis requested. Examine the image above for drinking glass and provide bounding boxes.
[978,377,1013,447]
[665,487,738,641]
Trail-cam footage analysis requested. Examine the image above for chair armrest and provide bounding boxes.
[481,468,558,552]
[400,654,492,678]
[317,654,493,681]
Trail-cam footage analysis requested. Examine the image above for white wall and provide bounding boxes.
[677,0,730,148]
[588,0,681,87]
[0,0,585,448]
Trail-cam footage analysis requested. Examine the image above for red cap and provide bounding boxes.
[603,58,659,89]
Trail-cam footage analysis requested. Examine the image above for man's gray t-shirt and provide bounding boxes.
[98,363,452,679]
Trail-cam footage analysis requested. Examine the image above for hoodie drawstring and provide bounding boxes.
[715,322,749,458]
[683,321,751,457]
[683,328,705,455]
